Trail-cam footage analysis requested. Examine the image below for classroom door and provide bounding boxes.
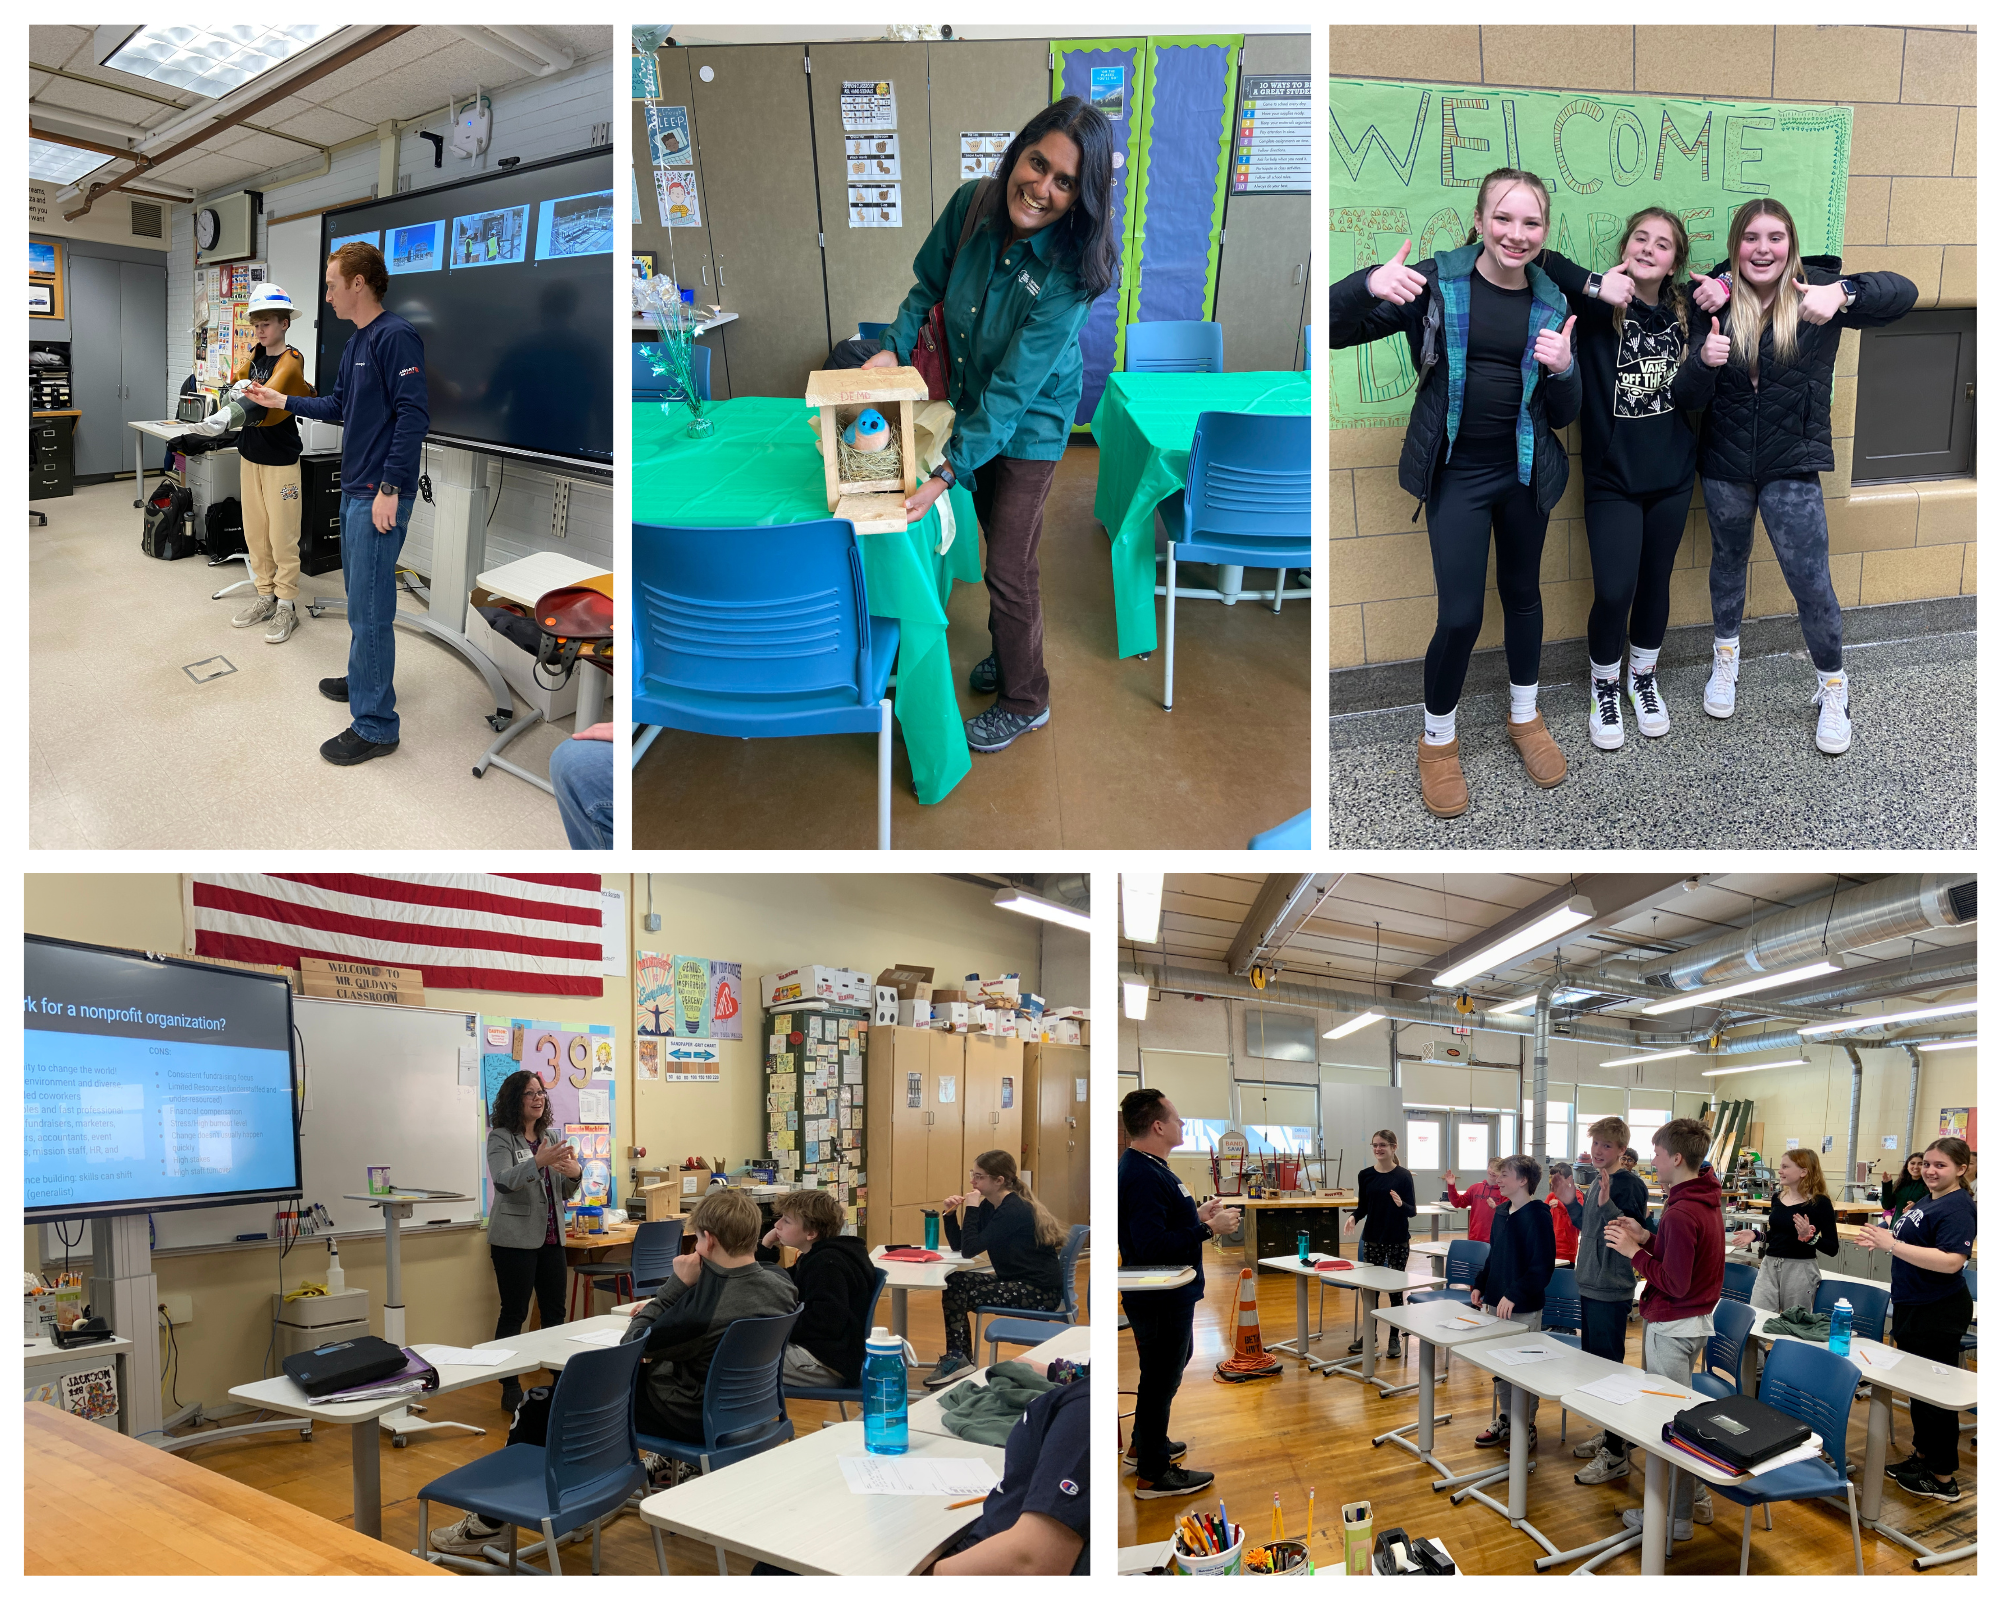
[119,261,168,428]
[1449,1114,1498,1186]
[1212,35,1309,371]
[962,1034,1025,1169]
[688,43,830,399]
[927,1047,966,1207]
[70,255,125,476]
[808,41,936,347]
[923,39,1053,227]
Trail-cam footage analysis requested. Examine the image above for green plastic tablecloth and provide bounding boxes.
[632,397,983,805]
[1090,370,1311,658]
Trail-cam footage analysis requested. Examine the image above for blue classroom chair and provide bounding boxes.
[1720,1259,1758,1306]
[631,519,900,849]
[1718,1340,1865,1574]
[1248,809,1310,849]
[1815,1278,1890,1343]
[571,1218,685,1319]
[857,321,892,341]
[782,1267,889,1421]
[977,1225,1090,1361]
[1125,319,1224,374]
[1691,1297,1758,1398]
[634,340,710,403]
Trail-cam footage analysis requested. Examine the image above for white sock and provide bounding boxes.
[1422,707,1457,745]
[1818,667,1846,691]
[1628,644,1660,676]
[276,598,294,609]
[1714,634,1740,656]
[1589,658,1622,685]
[1508,682,1539,724]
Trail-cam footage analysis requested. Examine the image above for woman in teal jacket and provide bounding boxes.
[868,97,1116,755]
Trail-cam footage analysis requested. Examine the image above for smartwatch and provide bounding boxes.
[1840,279,1857,309]
[378,482,401,498]
[929,462,956,490]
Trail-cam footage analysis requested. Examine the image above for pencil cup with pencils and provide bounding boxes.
[1172,1516,1244,1574]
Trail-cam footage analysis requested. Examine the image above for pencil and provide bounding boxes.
[1273,1491,1284,1541]
[1640,1389,1682,1397]
[946,1496,986,1509]
[1307,1487,1315,1543]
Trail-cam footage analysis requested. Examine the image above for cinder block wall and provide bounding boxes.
[1328,25,1976,670]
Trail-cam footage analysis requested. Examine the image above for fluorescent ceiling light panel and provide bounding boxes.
[1322,1011,1382,1041]
[1798,1001,1978,1037]
[101,24,338,98]
[1640,960,1842,1015]
[29,138,112,186]
[1597,1047,1697,1068]
[1917,1037,1976,1052]
[1121,872,1163,945]
[1436,897,1594,988]
[1700,1058,1809,1077]
[990,887,1091,934]
[1122,981,1149,1021]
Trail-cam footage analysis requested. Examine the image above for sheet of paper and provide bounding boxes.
[838,1454,1000,1497]
[1850,1345,1902,1371]
[1486,1343,1563,1367]
[1573,1370,1649,1404]
[577,1088,611,1122]
[416,1345,516,1367]
[568,1326,626,1347]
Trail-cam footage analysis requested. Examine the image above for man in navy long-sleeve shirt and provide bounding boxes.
[1117,1088,1238,1499]
[246,241,429,764]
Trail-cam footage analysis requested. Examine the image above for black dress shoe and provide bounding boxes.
[969,653,999,694]
[321,727,398,765]
[319,676,350,702]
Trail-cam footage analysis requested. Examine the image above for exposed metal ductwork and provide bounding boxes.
[1843,1045,1864,1193]
[1531,986,1552,1165]
[1902,1045,1923,1174]
[1631,875,1974,992]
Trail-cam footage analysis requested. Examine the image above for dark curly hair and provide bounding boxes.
[491,1068,553,1138]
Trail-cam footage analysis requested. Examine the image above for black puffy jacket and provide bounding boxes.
[1673,255,1918,482]
[1328,240,1582,518]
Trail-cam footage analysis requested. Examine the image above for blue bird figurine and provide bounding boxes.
[842,408,891,452]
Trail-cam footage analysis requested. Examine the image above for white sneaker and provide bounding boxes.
[1621,1506,1693,1541]
[1589,678,1624,750]
[1627,669,1670,737]
[429,1512,506,1554]
[264,602,299,644]
[1573,1429,1608,1460]
[1704,641,1739,718]
[232,594,277,628]
[1814,674,1851,755]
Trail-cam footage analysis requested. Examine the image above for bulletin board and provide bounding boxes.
[479,1015,618,1212]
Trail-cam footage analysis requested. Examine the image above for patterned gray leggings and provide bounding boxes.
[1702,474,1843,672]
[942,1271,1063,1356]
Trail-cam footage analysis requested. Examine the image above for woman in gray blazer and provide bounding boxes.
[486,1069,581,1411]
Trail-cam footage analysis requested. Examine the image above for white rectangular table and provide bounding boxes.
[1367,1301,1523,1480]
[24,1334,137,1437]
[1255,1253,1351,1371]
[637,1322,1088,1574]
[1315,1264,1441,1394]
[869,1247,989,1362]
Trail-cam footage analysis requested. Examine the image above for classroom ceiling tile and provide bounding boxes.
[31,74,175,127]
[206,129,320,170]
[270,27,454,114]
[264,103,376,145]
[147,149,265,191]
[28,26,95,71]
[308,38,536,126]
[539,26,614,60]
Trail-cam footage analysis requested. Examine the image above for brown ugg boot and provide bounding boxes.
[1506,712,1568,787]
[1417,737,1469,818]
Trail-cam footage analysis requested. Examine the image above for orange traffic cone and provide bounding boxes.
[1214,1267,1283,1383]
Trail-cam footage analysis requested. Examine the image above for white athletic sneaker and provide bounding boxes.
[232,594,278,628]
[1621,1507,1693,1541]
[429,1512,506,1554]
[1589,678,1624,750]
[1627,669,1670,737]
[1704,641,1739,718]
[264,602,299,644]
[1814,674,1851,755]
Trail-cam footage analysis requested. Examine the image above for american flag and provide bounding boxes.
[187,873,605,997]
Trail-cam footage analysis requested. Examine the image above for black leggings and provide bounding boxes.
[1583,485,1694,664]
[491,1241,568,1347]
[1424,453,1550,714]
[1893,1290,1973,1475]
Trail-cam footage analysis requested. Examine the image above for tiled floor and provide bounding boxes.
[632,442,1314,849]
[31,479,574,848]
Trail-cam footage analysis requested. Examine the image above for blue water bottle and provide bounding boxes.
[1829,1297,1853,1356]
[1297,1229,1310,1263]
[862,1328,909,1455]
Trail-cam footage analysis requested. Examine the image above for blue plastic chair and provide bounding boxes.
[782,1267,888,1421]
[1409,1239,1490,1377]
[1692,1296,1758,1398]
[1125,319,1224,374]
[1542,1266,1582,1336]
[632,520,901,849]
[1718,1340,1865,1574]
[857,321,892,341]
[1960,1265,1976,1356]
[636,1309,802,1486]
[1155,410,1312,709]
[1303,324,1312,371]
[1720,1259,1758,1306]
[417,1338,661,1575]
[573,1218,686,1316]
[1814,1278,1890,1343]
[634,340,710,403]
[976,1225,1090,1361]
[1248,809,1310,849]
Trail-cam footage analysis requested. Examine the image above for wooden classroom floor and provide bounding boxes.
[157,1291,1088,1575]
[631,440,1312,849]
[1117,1244,1976,1575]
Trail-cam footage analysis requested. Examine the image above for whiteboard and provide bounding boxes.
[43,996,484,1256]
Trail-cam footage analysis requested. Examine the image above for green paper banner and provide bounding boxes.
[1327,77,1851,429]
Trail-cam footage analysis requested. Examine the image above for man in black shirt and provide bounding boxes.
[1118,1088,1239,1498]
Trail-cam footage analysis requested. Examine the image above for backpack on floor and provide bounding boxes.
[506,1383,554,1447]
[141,481,196,561]
[201,496,246,563]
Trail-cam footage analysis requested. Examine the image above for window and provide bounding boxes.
[1627,1105,1670,1158]
[1499,1112,1516,1158]
[1406,1119,1441,1171]
[1457,1121,1490,1174]
[1243,1123,1315,1155]
[1528,1102,1573,1160]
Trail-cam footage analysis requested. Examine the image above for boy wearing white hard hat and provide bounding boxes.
[231,281,316,642]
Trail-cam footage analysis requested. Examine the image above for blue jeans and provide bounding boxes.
[1702,474,1843,672]
[548,737,613,850]
[341,492,413,743]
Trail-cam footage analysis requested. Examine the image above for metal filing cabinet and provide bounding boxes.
[30,415,75,501]
[299,452,343,576]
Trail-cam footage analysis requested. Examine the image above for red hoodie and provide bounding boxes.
[1632,1164,1724,1323]
[1445,1177,1504,1244]
[1546,1193,1579,1260]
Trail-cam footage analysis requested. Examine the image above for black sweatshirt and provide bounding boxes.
[1755,1193,1839,1260]
[1534,249,1700,498]
[947,1190,1064,1294]
[1350,1164,1417,1247]
[1475,1196,1557,1313]
[765,1232,876,1384]
[1118,1146,1209,1305]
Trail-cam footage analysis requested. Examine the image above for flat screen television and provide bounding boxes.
[25,936,302,1221]
[318,145,613,473]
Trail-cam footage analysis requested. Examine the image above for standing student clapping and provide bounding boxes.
[1470,1154,1556,1448]
[1559,1117,1652,1484]
[1347,1129,1417,1359]
[1730,1147,1837,1313]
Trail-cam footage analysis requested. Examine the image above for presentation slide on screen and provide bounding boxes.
[24,943,298,1214]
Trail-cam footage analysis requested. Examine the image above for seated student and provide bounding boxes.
[757,1187,875,1386]
[548,724,613,850]
[927,1150,1067,1388]
[1556,1116,1651,1485]
[930,1358,1089,1574]
[1442,1156,1505,1244]
[1470,1154,1556,1449]
[1544,1161,1580,1261]
[1604,1118,1724,1539]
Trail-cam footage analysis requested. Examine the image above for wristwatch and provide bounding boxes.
[378,482,401,497]
[1839,279,1857,309]
[929,462,956,490]
[1584,273,1602,299]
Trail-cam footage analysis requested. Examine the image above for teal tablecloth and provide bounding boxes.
[1090,370,1311,657]
[632,397,983,805]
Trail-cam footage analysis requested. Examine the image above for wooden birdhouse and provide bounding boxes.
[806,365,930,534]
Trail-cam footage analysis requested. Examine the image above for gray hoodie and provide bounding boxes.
[621,1257,797,1439]
[1563,1168,1652,1304]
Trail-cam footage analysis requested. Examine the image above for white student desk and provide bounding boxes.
[1315,1263,1441,1393]
[1118,1267,1197,1293]
[1367,1300,1521,1480]
[1745,1307,1978,1569]
[24,1334,137,1436]
[1255,1253,1353,1372]
[869,1245,989,1357]
[229,1348,543,1539]
[636,1321,1089,1575]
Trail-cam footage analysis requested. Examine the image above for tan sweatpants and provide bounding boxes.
[240,456,303,601]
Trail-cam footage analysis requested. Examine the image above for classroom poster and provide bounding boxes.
[848,183,903,228]
[59,1364,119,1423]
[656,168,700,227]
[648,105,693,167]
[635,951,740,1039]
[565,1123,613,1203]
[633,52,661,100]
[846,131,900,180]
[1939,1107,1974,1142]
[479,1016,618,1213]
[1327,78,1851,428]
[1090,66,1127,120]
[960,132,1012,181]
[636,1037,661,1080]
[1232,75,1309,194]
[840,79,896,132]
